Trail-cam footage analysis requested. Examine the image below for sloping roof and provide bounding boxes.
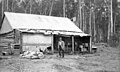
[4,12,82,33]
[0,12,89,36]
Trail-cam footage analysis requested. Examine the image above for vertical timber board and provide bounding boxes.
[13,29,16,43]
[20,32,23,52]
[14,29,21,44]
[51,35,54,53]
[72,36,74,53]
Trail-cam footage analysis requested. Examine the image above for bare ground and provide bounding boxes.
[0,44,120,72]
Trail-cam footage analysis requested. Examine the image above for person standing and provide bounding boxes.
[58,37,65,58]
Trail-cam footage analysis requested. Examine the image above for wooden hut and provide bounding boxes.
[0,12,91,54]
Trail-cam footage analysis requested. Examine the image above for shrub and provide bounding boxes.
[108,34,120,47]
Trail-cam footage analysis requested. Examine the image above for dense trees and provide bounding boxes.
[0,0,119,43]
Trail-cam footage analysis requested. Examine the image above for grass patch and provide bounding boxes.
[93,70,116,72]
[53,64,72,72]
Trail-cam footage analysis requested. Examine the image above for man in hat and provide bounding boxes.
[58,37,65,58]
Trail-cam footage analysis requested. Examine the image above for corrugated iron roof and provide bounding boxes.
[4,12,82,33]
[2,12,90,36]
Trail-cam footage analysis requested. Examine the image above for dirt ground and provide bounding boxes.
[0,44,120,72]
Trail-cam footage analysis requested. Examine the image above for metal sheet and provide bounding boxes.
[4,12,82,33]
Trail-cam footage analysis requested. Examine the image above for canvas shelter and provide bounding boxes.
[0,12,91,54]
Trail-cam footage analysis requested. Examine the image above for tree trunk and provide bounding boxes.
[107,0,112,41]
[84,9,86,33]
[114,14,116,34]
[63,0,65,17]
[83,7,85,32]
[89,1,92,35]
[77,0,80,28]
[111,0,113,36]
[79,0,82,29]
[30,0,32,14]
[2,0,4,18]
[89,11,92,35]
[7,0,8,11]
[44,6,48,15]
[12,0,14,12]
[108,13,111,41]
[93,9,96,42]
[49,0,54,16]
[93,0,96,42]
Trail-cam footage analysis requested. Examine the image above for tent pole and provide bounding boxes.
[72,36,74,54]
[51,35,54,53]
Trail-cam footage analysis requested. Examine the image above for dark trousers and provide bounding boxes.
[58,46,64,58]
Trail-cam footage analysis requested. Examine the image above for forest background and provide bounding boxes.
[0,0,119,47]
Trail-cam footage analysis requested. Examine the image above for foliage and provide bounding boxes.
[0,0,120,44]
[108,33,120,47]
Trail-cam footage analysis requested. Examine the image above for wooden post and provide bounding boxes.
[51,35,54,53]
[72,36,74,53]
[20,32,23,52]
[89,36,92,53]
